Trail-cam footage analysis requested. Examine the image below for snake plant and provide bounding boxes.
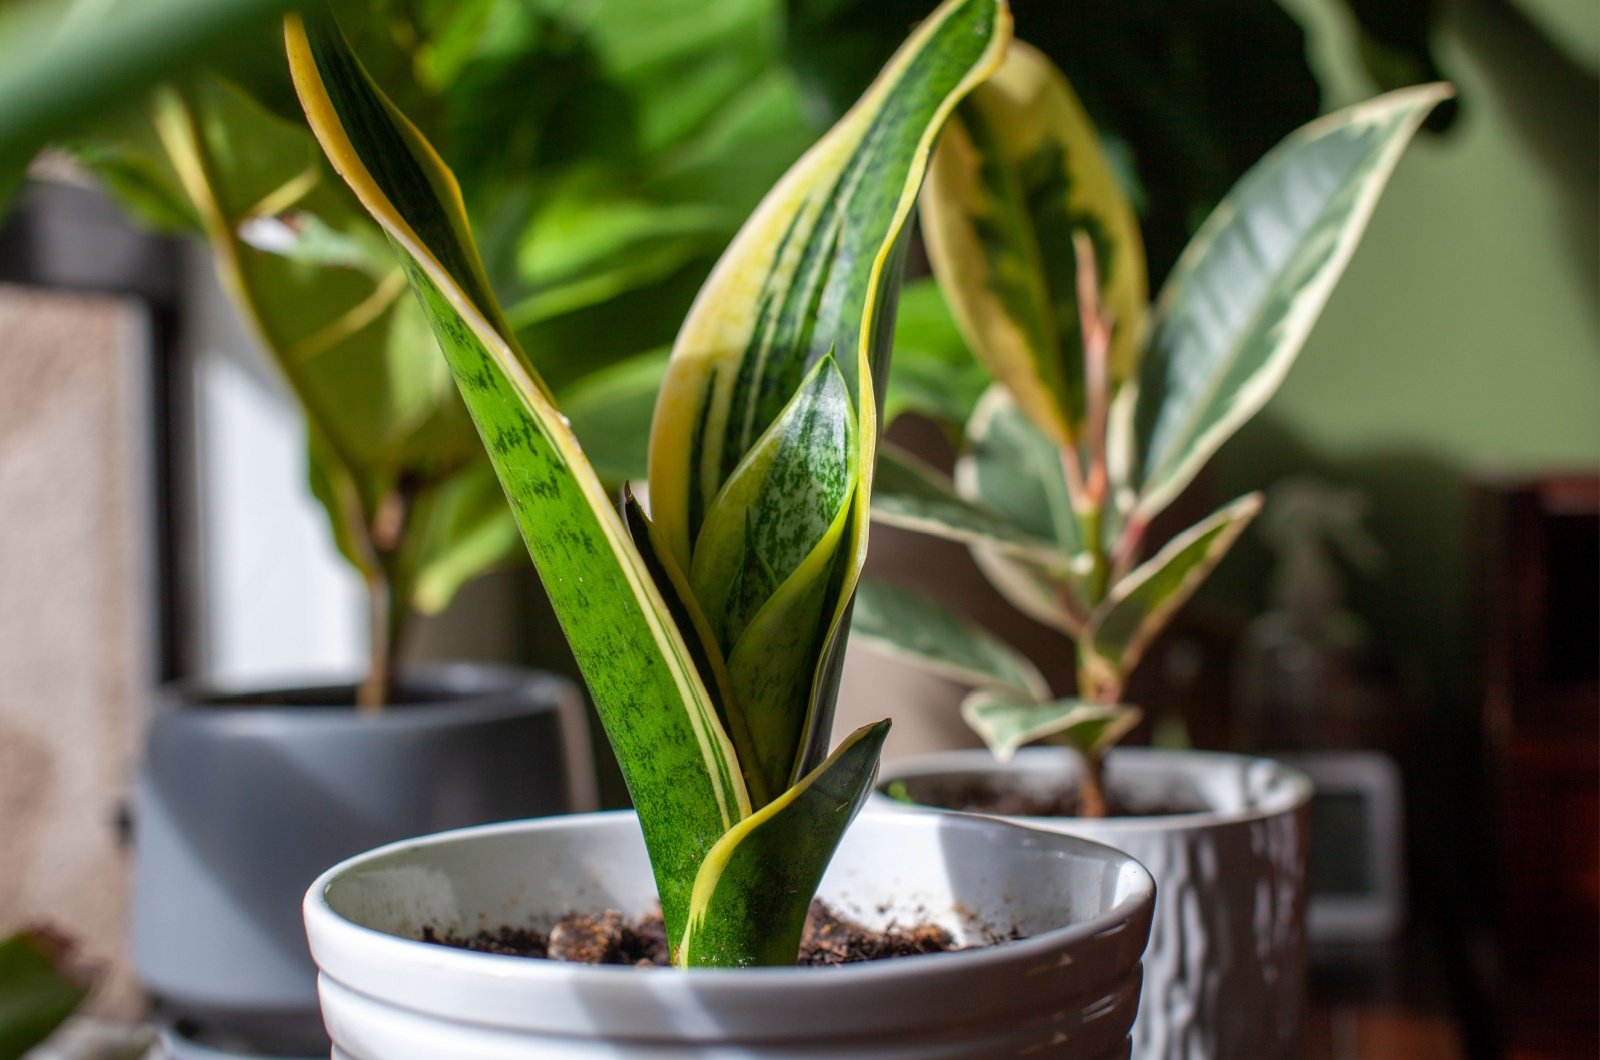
[856,41,1449,816]
[286,0,1009,965]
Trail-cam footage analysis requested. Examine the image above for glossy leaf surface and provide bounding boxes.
[679,720,890,967]
[853,578,1049,701]
[1131,84,1452,520]
[1082,493,1262,695]
[873,442,1059,567]
[921,39,1146,447]
[953,386,1082,634]
[961,691,1140,763]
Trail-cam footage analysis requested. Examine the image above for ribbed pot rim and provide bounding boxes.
[877,747,1314,833]
[305,810,1153,985]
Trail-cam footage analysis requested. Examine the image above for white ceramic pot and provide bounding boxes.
[304,809,1156,1059]
[875,748,1313,1060]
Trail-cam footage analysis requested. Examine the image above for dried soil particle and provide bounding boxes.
[422,901,959,967]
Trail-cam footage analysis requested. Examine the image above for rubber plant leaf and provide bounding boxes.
[961,691,1141,763]
[1131,84,1453,522]
[873,441,1062,569]
[678,719,891,967]
[149,78,509,619]
[853,578,1049,701]
[0,930,88,1060]
[286,11,748,942]
[953,386,1083,635]
[1081,493,1262,697]
[920,39,1147,448]
[650,0,1012,786]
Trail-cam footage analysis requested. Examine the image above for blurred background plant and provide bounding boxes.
[5,0,828,706]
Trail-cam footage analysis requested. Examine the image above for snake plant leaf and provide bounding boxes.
[873,441,1061,568]
[1082,493,1262,697]
[961,691,1141,764]
[651,0,1011,786]
[853,578,1049,701]
[1131,84,1453,522]
[687,354,857,797]
[0,930,88,1060]
[920,39,1147,448]
[690,354,856,651]
[286,10,748,941]
[883,277,989,430]
[678,719,891,967]
[649,0,1011,567]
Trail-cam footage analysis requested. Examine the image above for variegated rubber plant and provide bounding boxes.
[286,0,1010,965]
[856,40,1450,816]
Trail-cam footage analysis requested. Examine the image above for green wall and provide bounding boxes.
[1208,0,1598,721]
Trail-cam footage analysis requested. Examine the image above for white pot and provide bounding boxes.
[303,810,1156,1058]
[875,748,1313,1060]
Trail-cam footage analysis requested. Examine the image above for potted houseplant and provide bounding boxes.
[58,3,824,1050]
[853,40,1450,1059]
[287,1,1158,1055]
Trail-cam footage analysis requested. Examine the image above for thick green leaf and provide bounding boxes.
[961,691,1140,763]
[873,441,1060,568]
[1082,493,1262,698]
[651,0,1011,782]
[882,277,989,429]
[679,719,890,967]
[0,930,87,1060]
[288,10,747,942]
[852,578,1049,700]
[690,355,856,650]
[1130,84,1452,521]
[920,39,1147,448]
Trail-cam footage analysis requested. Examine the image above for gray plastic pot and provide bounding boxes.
[876,748,1313,1060]
[304,809,1155,1059]
[131,663,588,1058]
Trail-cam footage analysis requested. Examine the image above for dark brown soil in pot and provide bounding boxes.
[422,901,964,967]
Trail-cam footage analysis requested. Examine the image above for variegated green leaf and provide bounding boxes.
[953,385,1084,634]
[287,11,747,943]
[1081,493,1262,699]
[650,0,1011,785]
[873,441,1060,567]
[852,578,1049,701]
[921,39,1146,448]
[1131,85,1452,521]
[961,690,1141,763]
[690,355,856,651]
[679,719,890,967]
[689,354,858,796]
